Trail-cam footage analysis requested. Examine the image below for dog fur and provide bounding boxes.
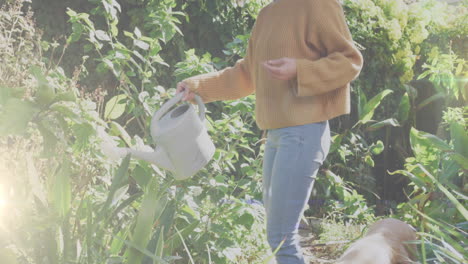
[336,218,417,264]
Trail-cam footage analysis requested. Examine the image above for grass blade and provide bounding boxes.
[175,226,195,264]
[154,226,164,263]
[262,238,285,264]
[102,155,131,216]
[126,178,164,263]
[417,164,468,220]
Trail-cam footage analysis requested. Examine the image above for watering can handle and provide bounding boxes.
[152,92,206,123]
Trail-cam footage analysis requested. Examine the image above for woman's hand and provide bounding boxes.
[262,58,297,81]
[176,81,195,101]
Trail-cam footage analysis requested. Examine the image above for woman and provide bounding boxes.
[177,0,363,263]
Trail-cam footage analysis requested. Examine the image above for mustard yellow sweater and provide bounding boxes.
[183,0,363,130]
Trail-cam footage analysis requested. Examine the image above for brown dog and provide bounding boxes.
[336,218,417,264]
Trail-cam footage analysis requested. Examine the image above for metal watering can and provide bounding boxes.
[105,92,215,180]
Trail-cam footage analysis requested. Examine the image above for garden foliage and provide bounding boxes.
[0,0,466,263]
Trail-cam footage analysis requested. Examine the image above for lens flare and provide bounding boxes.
[0,163,10,219]
[0,185,6,219]
[0,193,6,207]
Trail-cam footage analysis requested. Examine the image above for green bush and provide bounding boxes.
[0,1,270,263]
[392,107,467,263]
[1,0,467,263]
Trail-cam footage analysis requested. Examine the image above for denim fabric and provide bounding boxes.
[263,121,330,264]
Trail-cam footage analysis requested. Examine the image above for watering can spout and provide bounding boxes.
[125,147,175,171]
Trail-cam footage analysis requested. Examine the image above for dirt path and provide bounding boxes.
[299,219,352,264]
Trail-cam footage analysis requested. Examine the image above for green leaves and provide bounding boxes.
[409,127,448,174]
[370,140,384,155]
[30,66,56,105]
[397,92,410,122]
[104,94,127,120]
[103,155,130,212]
[71,123,95,152]
[395,121,467,262]
[29,66,78,108]
[174,49,216,81]
[364,155,375,167]
[51,161,72,218]
[450,122,468,157]
[355,87,395,130]
[410,127,451,153]
[0,98,37,136]
[95,30,111,42]
[366,118,400,131]
[418,164,468,221]
[359,89,393,124]
[0,248,18,264]
[0,85,26,104]
[418,48,466,100]
[54,91,77,103]
[101,0,121,21]
[126,178,168,263]
[37,121,58,157]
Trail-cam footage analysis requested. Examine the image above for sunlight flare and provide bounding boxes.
[0,184,7,219]
[0,162,11,220]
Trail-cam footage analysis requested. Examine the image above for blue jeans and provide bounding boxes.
[263,121,330,264]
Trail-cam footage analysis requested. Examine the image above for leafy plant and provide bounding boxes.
[418,47,467,101]
[391,107,467,263]
[311,88,397,222]
[2,0,468,263]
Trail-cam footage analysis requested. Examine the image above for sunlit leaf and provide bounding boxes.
[109,121,132,146]
[154,54,169,67]
[134,27,142,39]
[370,140,385,155]
[134,39,149,50]
[360,89,393,124]
[95,30,111,41]
[364,155,375,167]
[389,169,428,189]
[410,127,451,152]
[366,118,400,131]
[397,92,410,122]
[357,87,367,118]
[104,94,127,120]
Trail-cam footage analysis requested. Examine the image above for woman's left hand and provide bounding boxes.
[262,58,297,81]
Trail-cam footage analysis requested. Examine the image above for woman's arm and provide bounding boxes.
[178,33,256,103]
[295,0,363,97]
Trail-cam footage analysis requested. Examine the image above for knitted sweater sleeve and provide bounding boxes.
[182,37,255,103]
[295,0,363,97]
